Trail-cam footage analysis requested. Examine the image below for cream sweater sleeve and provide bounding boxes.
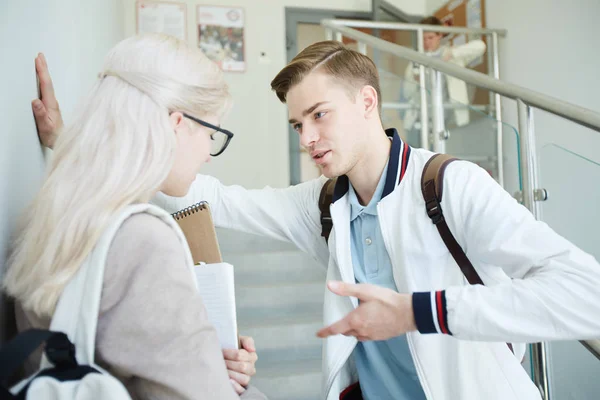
[96,213,266,400]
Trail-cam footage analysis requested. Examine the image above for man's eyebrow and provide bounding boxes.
[288,101,329,124]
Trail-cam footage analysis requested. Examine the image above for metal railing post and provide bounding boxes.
[417,28,429,149]
[432,70,445,154]
[492,33,504,186]
[517,99,550,400]
[357,41,367,55]
[325,29,333,41]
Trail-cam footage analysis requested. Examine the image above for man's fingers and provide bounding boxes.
[239,335,256,352]
[327,281,377,302]
[316,316,353,338]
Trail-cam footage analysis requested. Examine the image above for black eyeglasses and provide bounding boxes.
[182,113,234,157]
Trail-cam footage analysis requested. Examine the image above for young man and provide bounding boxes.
[34,43,600,400]
[402,16,486,145]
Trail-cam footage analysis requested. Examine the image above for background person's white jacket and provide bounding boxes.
[403,39,487,130]
[152,132,600,399]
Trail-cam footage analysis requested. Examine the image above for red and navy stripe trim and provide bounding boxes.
[412,291,452,335]
[399,141,411,184]
[381,128,411,199]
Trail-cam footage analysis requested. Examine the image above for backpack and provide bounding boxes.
[0,206,170,399]
[0,330,130,400]
[318,153,513,352]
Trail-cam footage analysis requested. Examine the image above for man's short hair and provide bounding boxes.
[270,40,382,114]
[419,16,443,26]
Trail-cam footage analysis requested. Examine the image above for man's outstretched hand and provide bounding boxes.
[316,281,417,341]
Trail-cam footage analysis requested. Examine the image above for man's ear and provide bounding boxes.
[360,85,379,118]
[169,112,186,134]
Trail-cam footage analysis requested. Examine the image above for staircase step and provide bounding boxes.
[253,361,322,400]
[238,303,322,328]
[256,344,322,368]
[217,229,326,400]
[236,282,325,310]
[230,251,326,285]
[241,316,323,353]
[216,228,298,254]
[253,351,322,400]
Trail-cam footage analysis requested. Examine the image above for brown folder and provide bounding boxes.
[171,201,222,264]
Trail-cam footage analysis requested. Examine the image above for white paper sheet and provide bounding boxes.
[194,262,238,349]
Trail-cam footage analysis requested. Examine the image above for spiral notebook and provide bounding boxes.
[171,201,222,264]
[171,202,238,349]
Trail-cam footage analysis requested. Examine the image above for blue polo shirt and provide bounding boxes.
[348,160,426,400]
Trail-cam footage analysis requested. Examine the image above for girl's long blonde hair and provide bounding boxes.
[4,33,230,317]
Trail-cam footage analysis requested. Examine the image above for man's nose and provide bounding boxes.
[299,125,319,149]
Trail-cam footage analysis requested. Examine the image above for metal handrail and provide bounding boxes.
[322,20,600,133]
[582,340,600,361]
[327,19,507,36]
[381,102,489,111]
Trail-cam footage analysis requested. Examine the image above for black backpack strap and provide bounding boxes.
[0,329,78,391]
[421,154,514,353]
[319,178,337,243]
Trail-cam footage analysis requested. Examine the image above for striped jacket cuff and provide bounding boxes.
[412,291,452,335]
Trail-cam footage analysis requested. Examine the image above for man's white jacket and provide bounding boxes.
[153,131,600,400]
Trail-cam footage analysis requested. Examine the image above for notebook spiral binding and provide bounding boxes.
[171,201,209,220]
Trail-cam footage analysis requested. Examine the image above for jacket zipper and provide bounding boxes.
[325,341,356,399]
[325,205,358,399]
[377,204,434,400]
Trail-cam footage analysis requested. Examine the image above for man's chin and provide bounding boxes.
[320,165,343,179]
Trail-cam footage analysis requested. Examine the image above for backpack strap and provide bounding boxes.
[319,178,337,243]
[46,204,193,369]
[421,154,483,285]
[0,329,87,399]
[422,154,513,353]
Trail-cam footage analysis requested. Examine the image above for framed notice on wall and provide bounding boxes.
[197,5,245,72]
[136,1,187,41]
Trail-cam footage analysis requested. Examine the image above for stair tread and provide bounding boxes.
[239,304,322,327]
[219,229,325,400]
[236,281,324,290]
[255,357,322,378]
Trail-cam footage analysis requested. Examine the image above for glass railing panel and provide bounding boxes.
[539,143,600,399]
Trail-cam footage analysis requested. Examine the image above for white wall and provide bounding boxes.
[0,0,124,342]
[388,0,426,15]
[123,0,384,190]
[487,0,600,159]
[426,0,446,14]
[487,1,600,398]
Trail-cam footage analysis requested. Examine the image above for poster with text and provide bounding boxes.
[137,1,186,41]
[197,6,245,72]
